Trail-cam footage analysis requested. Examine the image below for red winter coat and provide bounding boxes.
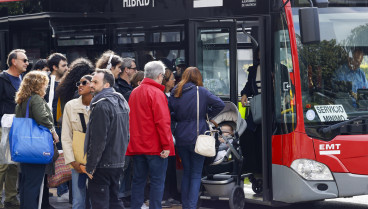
[126,78,175,156]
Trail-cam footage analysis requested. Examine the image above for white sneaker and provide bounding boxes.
[141,203,149,209]
[212,150,227,165]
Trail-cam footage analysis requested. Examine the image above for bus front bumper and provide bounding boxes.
[272,164,368,203]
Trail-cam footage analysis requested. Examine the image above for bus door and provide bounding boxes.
[189,21,237,104]
[189,17,274,204]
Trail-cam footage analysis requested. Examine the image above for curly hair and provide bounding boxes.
[15,71,49,104]
[55,58,95,103]
[95,50,123,69]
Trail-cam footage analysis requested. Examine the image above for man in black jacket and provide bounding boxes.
[83,69,129,208]
[114,57,137,100]
[0,49,28,208]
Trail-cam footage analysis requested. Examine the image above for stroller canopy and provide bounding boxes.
[212,101,247,136]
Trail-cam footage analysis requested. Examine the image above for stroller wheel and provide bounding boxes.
[229,186,245,209]
[252,179,263,194]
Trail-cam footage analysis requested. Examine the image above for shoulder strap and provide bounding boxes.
[78,113,87,133]
[197,86,199,137]
[26,96,32,118]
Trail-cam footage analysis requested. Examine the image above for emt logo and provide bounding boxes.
[319,144,341,155]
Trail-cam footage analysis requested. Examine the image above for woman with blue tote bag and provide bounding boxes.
[14,71,59,209]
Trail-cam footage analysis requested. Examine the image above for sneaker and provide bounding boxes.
[212,150,227,165]
[168,198,181,206]
[141,203,149,209]
[161,200,172,208]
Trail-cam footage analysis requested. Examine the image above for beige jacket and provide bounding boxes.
[61,97,90,165]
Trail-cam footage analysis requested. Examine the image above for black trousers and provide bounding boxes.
[88,167,125,209]
[163,155,180,201]
[19,163,46,209]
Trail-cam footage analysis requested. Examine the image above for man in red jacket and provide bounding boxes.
[126,60,175,209]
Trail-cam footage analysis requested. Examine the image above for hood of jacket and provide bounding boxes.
[91,87,128,110]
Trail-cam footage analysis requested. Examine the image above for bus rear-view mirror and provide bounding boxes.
[299,7,321,44]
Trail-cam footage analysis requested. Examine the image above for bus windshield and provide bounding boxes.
[292,7,368,139]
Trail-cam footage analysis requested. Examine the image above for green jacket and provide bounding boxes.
[15,94,54,130]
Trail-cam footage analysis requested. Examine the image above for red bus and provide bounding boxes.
[1,0,368,207]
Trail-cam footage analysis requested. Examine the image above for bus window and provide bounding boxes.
[293,7,368,140]
[113,26,185,70]
[153,31,183,43]
[237,49,253,96]
[274,13,296,134]
[197,28,231,98]
[117,32,145,44]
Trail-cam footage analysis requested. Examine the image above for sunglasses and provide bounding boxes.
[76,80,89,87]
[17,58,29,63]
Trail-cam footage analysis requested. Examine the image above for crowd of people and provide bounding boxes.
[0,48,225,209]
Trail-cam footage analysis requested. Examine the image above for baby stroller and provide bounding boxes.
[199,102,261,209]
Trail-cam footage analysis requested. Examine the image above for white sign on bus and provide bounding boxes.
[314,105,348,122]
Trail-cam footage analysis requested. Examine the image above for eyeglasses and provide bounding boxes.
[17,59,29,63]
[76,80,89,87]
[129,67,137,70]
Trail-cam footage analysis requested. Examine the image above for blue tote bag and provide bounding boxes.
[9,97,54,164]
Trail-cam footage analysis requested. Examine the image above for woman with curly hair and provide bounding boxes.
[15,71,59,209]
[55,58,95,111]
[95,50,123,79]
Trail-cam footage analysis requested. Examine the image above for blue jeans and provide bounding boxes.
[131,155,168,209]
[72,169,86,209]
[176,144,205,209]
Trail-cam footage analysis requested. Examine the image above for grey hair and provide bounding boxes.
[121,57,135,69]
[144,61,166,79]
[7,49,26,67]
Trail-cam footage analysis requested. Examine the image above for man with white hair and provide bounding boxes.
[126,61,175,209]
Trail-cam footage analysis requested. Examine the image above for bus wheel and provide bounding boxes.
[252,179,263,194]
[229,186,245,209]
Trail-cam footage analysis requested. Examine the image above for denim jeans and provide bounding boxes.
[72,169,86,209]
[176,144,205,209]
[57,182,69,197]
[131,155,168,209]
[87,167,124,209]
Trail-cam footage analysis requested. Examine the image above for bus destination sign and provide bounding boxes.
[314,105,348,122]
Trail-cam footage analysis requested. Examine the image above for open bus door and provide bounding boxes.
[189,16,275,206]
[188,21,237,104]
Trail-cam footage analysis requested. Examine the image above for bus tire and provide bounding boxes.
[229,186,245,209]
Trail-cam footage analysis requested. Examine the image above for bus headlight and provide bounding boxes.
[290,159,333,181]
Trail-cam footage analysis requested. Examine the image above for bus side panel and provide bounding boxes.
[282,132,315,167]
[272,135,283,165]
[314,135,368,174]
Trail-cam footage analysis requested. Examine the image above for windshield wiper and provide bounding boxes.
[320,115,368,133]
